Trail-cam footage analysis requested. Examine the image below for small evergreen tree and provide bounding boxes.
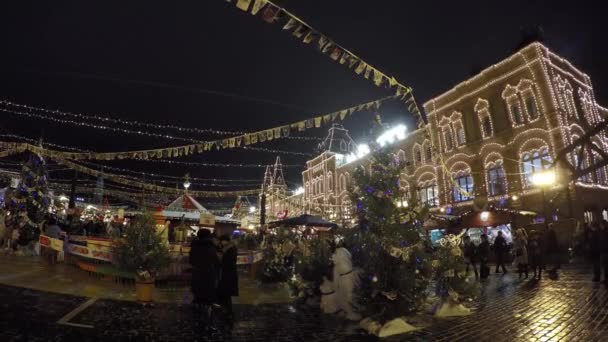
[6,153,51,243]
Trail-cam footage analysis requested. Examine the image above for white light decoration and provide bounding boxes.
[512,195,519,201]
[249,206,256,213]
[183,180,191,189]
[86,205,97,210]
[376,124,407,147]
[345,144,371,163]
[480,211,490,221]
[59,195,69,202]
[532,170,556,187]
[294,186,305,195]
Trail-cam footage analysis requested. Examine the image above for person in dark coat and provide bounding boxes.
[462,235,478,279]
[478,234,490,280]
[543,223,560,273]
[493,231,508,274]
[528,230,544,279]
[189,229,220,317]
[589,222,602,282]
[599,220,608,284]
[218,235,239,319]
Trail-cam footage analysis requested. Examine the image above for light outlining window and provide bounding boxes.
[486,159,507,196]
[418,179,439,207]
[413,143,422,165]
[441,125,455,152]
[453,120,466,146]
[475,99,494,139]
[521,147,552,188]
[451,170,474,202]
[423,139,432,163]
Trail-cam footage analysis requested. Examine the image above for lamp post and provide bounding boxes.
[531,170,556,223]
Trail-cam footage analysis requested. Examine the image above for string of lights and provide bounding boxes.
[0,107,205,143]
[137,158,304,168]
[74,160,263,183]
[239,146,313,156]
[0,133,90,152]
[0,99,244,136]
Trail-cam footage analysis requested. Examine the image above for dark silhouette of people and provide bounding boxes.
[218,235,239,321]
[493,231,508,274]
[478,234,490,280]
[528,230,543,279]
[462,235,478,280]
[590,221,608,283]
[189,229,220,326]
[544,223,560,274]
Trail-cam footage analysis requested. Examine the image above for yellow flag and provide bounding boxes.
[339,110,348,120]
[355,61,366,75]
[236,0,252,11]
[314,117,322,128]
[364,65,373,79]
[373,69,384,86]
[251,0,267,14]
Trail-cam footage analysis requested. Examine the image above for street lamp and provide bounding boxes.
[249,206,256,213]
[531,170,556,223]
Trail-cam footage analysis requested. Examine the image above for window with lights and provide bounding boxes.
[423,140,432,162]
[452,172,474,202]
[521,147,552,187]
[453,121,466,146]
[418,181,439,207]
[475,99,493,139]
[487,163,507,196]
[442,127,454,152]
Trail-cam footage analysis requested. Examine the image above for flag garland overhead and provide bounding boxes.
[224,0,426,126]
[0,95,395,161]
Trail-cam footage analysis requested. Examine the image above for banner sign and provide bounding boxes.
[39,234,64,252]
[236,251,264,265]
[67,243,112,262]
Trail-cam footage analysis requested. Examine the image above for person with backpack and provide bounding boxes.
[462,235,479,280]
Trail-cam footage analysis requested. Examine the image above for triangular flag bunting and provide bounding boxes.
[236,0,252,11]
[251,0,267,15]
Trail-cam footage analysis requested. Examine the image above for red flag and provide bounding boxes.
[261,5,279,23]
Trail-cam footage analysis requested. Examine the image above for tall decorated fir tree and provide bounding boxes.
[6,152,51,242]
[342,145,433,321]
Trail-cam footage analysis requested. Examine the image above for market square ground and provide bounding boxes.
[1,257,607,341]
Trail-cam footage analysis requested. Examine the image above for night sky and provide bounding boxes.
[1,1,606,206]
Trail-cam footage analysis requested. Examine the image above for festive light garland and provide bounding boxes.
[74,160,263,183]
[0,106,205,144]
[136,158,304,168]
[0,99,243,136]
[50,157,260,197]
[1,95,395,160]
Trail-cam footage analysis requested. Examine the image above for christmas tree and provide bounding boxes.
[6,153,51,243]
[342,145,433,321]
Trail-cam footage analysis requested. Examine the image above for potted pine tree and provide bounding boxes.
[112,213,171,302]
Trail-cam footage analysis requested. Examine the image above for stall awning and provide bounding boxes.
[458,209,537,228]
[269,214,338,229]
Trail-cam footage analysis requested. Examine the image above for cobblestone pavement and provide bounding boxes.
[1,264,608,341]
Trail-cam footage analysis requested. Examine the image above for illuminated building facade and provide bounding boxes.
[265,43,608,224]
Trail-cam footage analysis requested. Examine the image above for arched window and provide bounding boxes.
[486,161,507,196]
[508,98,524,126]
[453,120,466,146]
[413,144,422,165]
[523,91,539,121]
[521,147,552,187]
[340,174,347,192]
[452,171,474,202]
[475,99,493,139]
[442,126,455,152]
[423,140,432,162]
[418,180,439,207]
[327,173,333,192]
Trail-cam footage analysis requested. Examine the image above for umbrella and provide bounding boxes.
[269,214,338,229]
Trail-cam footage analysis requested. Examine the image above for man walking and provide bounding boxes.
[494,231,508,274]
[218,235,238,322]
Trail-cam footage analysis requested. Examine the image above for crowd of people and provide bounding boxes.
[461,224,562,281]
[188,228,239,331]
